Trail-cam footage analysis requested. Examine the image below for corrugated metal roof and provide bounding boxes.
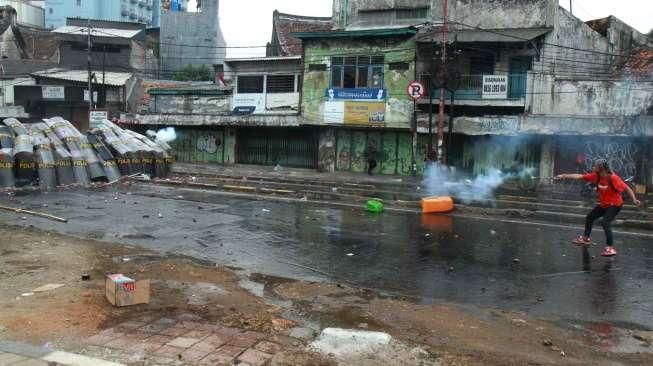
[225,56,302,63]
[31,68,132,86]
[418,28,552,43]
[293,27,417,39]
[52,26,143,39]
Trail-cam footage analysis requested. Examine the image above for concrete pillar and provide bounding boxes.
[317,127,336,172]
[539,135,555,180]
[223,127,236,164]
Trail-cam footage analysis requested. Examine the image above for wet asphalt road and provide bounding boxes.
[1,184,652,330]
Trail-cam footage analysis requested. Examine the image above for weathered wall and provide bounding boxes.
[169,126,236,164]
[150,94,231,115]
[302,37,415,129]
[334,0,555,30]
[59,43,133,71]
[160,0,226,72]
[119,112,300,127]
[318,127,429,175]
[527,73,653,117]
[452,115,653,137]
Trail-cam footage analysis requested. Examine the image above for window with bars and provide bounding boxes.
[237,75,264,93]
[266,75,295,93]
[331,55,384,88]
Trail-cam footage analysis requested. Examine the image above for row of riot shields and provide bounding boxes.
[0,117,173,190]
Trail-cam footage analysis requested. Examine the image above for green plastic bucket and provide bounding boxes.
[366,199,384,213]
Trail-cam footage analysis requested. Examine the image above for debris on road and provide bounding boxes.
[365,199,383,213]
[542,339,553,347]
[105,274,150,307]
[81,273,90,281]
[310,328,391,357]
[262,209,271,213]
[32,284,64,292]
[0,204,68,223]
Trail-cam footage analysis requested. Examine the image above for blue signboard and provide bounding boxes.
[325,88,386,101]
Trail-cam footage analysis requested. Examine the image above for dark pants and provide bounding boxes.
[584,205,622,246]
[367,159,377,175]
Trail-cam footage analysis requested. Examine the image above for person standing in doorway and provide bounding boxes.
[366,140,377,175]
[555,159,641,257]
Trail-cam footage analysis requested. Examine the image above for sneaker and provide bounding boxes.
[601,246,618,257]
[572,235,592,245]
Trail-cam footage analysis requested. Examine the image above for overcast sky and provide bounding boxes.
[189,0,651,58]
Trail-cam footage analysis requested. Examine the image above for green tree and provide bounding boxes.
[173,64,213,81]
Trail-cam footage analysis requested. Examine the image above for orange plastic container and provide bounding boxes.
[421,196,454,213]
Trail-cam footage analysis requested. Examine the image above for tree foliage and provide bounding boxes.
[173,64,213,81]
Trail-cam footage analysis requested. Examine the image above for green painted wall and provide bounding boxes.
[170,127,236,164]
[332,128,428,176]
[302,37,416,129]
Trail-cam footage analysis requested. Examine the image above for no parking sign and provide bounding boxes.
[407,80,426,101]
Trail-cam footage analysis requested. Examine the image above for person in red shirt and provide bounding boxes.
[555,159,641,257]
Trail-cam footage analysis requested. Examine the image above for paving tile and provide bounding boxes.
[166,337,200,348]
[198,353,234,366]
[236,349,273,366]
[85,334,118,347]
[116,320,146,330]
[98,328,124,337]
[212,325,242,338]
[254,340,283,354]
[179,347,212,363]
[213,345,245,357]
[145,356,177,365]
[158,326,188,337]
[138,323,170,334]
[145,335,174,345]
[152,345,185,359]
[228,331,266,348]
[176,313,203,322]
[0,341,51,358]
[12,359,50,366]
[201,334,229,348]
[127,341,167,354]
[123,331,153,341]
[187,340,218,353]
[104,337,134,350]
[182,330,211,340]
[150,318,178,327]
[42,351,125,366]
[0,352,26,365]
[178,321,205,330]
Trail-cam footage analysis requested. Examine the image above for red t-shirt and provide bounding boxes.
[582,173,627,207]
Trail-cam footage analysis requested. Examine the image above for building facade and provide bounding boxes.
[44,0,189,29]
[0,0,44,28]
[159,0,225,74]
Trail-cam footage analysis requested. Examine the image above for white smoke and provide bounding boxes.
[422,163,535,203]
[147,127,177,143]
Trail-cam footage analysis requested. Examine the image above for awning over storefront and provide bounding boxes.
[418,27,551,43]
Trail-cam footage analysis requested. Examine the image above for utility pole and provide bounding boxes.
[87,18,93,110]
[436,0,448,163]
[102,45,106,108]
[569,0,573,15]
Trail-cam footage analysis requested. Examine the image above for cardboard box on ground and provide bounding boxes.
[105,274,150,307]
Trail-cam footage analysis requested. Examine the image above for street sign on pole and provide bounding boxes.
[407,80,426,101]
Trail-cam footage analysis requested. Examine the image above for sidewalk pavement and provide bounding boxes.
[0,313,307,366]
[171,163,420,188]
[0,340,123,366]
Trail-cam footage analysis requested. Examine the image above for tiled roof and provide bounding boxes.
[621,48,653,76]
[20,27,59,61]
[269,10,331,56]
[585,17,610,37]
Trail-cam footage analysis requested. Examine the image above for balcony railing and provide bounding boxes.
[419,74,527,100]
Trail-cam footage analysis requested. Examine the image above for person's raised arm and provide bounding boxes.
[554,173,585,180]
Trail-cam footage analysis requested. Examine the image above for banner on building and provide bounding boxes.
[324,101,385,125]
[84,89,98,103]
[482,75,508,99]
[42,86,64,100]
[233,94,264,114]
[325,88,386,101]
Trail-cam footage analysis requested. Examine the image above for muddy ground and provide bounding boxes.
[1,223,651,365]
